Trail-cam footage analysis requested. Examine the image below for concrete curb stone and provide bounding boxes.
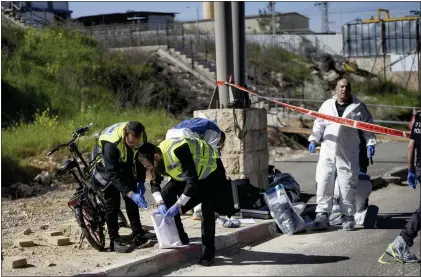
[74,221,277,277]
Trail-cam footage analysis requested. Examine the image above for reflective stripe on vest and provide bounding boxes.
[159,138,218,181]
[94,122,139,184]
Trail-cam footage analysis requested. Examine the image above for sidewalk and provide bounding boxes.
[78,210,277,276]
[2,207,277,277]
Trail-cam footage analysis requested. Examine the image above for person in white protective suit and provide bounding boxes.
[308,78,376,231]
[165,118,226,220]
[329,171,374,226]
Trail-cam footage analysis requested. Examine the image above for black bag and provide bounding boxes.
[268,165,301,203]
[231,178,265,210]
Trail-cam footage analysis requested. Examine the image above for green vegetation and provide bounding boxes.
[1,25,179,185]
[353,79,420,107]
[247,43,312,85]
[353,79,419,122]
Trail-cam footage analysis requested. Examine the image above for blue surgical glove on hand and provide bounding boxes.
[130,193,148,208]
[308,141,316,153]
[408,169,417,189]
[165,203,181,217]
[157,204,168,215]
[136,182,146,196]
[367,145,375,158]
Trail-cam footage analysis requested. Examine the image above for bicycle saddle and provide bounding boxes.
[56,159,78,175]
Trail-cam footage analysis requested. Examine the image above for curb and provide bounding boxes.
[371,166,408,190]
[74,220,277,277]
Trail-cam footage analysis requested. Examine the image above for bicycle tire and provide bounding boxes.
[118,210,129,228]
[75,202,105,251]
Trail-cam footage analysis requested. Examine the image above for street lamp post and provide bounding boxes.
[186,6,200,43]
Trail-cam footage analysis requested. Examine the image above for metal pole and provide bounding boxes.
[381,22,387,80]
[214,2,233,108]
[190,39,195,69]
[416,18,420,93]
[205,39,208,62]
[231,1,249,108]
[166,23,170,49]
[196,6,200,43]
[182,23,185,49]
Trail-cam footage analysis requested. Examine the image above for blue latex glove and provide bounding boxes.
[367,145,375,158]
[136,182,146,196]
[165,203,180,217]
[408,169,417,189]
[157,204,168,215]
[130,193,148,208]
[308,141,316,153]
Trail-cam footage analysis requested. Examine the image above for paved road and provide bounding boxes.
[160,185,421,276]
[271,141,408,200]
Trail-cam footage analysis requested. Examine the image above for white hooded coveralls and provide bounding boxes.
[309,96,376,217]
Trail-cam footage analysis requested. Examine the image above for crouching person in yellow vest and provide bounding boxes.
[91,121,155,253]
[138,137,235,266]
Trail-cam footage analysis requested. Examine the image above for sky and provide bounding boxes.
[69,1,421,33]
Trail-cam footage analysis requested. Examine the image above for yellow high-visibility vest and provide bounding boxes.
[158,137,219,181]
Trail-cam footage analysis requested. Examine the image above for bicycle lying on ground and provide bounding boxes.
[47,123,128,251]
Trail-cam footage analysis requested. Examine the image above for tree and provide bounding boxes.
[257,1,284,34]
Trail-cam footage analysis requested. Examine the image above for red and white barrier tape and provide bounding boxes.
[216,81,411,139]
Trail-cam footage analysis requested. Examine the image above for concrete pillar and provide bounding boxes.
[194,109,269,190]
[214,2,234,108]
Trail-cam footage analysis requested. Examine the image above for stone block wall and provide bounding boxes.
[194,108,269,189]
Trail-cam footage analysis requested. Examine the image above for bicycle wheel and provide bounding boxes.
[118,210,129,228]
[75,200,105,251]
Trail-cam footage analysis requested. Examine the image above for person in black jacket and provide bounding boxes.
[138,139,234,267]
[379,111,421,264]
[91,121,154,253]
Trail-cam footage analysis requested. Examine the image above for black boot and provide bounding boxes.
[110,238,135,253]
[180,233,190,245]
[199,246,215,266]
[132,230,156,246]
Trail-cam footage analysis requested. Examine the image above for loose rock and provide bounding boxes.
[22,228,32,235]
[15,239,34,247]
[48,236,70,246]
[6,256,27,268]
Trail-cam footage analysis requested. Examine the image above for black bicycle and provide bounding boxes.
[47,123,128,251]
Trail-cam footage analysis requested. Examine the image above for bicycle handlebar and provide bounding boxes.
[46,123,93,156]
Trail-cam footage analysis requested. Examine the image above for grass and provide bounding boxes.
[1,25,181,186]
[352,79,420,122]
[1,107,179,186]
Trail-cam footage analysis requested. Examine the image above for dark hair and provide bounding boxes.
[220,131,226,142]
[125,121,145,138]
[138,142,161,164]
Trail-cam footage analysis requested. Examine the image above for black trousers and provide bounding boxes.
[400,173,421,247]
[161,159,231,253]
[400,204,421,247]
[99,180,144,241]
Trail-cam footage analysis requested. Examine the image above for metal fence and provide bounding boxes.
[75,22,343,57]
[343,19,421,57]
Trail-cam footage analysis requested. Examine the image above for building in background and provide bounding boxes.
[75,11,177,31]
[1,1,72,27]
[182,12,310,34]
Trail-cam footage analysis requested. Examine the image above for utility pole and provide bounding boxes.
[315,2,329,33]
[417,2,421,94]
[196,6,200,43]
[232,1,249,108]
[214,2,234,108]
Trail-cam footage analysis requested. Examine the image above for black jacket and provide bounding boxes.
[97,142,146,195]
[150,142,199,198]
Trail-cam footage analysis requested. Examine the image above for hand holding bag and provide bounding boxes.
[151,213,185,249]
